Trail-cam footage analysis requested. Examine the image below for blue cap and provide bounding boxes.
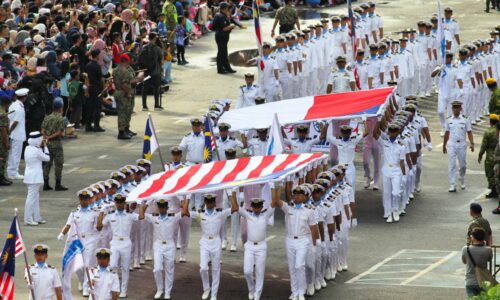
[53,97,64,109]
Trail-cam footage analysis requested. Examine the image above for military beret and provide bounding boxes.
[490,114,500,121]
[486,78,497,85]
[203,193,216,201]
[190,117,203,125]
[136,158,151,166]
[114,193,126,202]
[33,244,49,253]
[96,248,112,256]
[451,100,463,107]
[250,198,264,205]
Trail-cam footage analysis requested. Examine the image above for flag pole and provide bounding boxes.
[148,113,167,171]
[71,214,95,298]
[208,114,222,161]
[14,208,36,300]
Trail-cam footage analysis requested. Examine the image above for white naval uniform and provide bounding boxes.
[327,69,355,93]
[66,207,100,291]
[236,84,261,108]
[443,18,460,53]
[274,48,293,100]
[284,136,321,154]
[23,143,50,224]
[88,267,120,300]
[363,118,381,187]
[280,203,317,298]
[216,136,244,160]
[437,64,458,129]
[257,55,280,102]
[353,60,370,90]
[455,60,475,118]
[367,56,383,89]
[102,210,139,294]
[145,212,182,295]
[300,40,313,97]
[445,115,471,186]
[7,99,26,178]
[327,132,364,191]
[25,263,62,300]
[189,208,233,298]
[395,48,415,98]
[247,137,268,156]
[378,134,406,218]
[179,132,205,164]
[239,207,274,299]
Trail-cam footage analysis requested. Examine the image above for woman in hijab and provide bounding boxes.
[91,38,112,77]
[45,50,61,79]
[26,56,37,76]
[121,9,135,44]
[8,30,17,48]
[23,131,50,226]
[15,30,29,46]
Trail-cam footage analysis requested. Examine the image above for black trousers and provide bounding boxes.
[486,0,499,10]
[142,73,161,108]
[85,85,102,128]
[215,32,231,72]
[279,24,295,34]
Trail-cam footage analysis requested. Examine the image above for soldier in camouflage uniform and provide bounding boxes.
[0,96,12,186]
[478,114,499,198]
[492,122,500,214]
[41,98,67,191]
[271,0,300,36]
[487,78,500,115]
[114,54,144,140]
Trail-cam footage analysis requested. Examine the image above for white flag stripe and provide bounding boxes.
[234,156,264,181]
[208,159,240,184]
[177,162,220,194]
[154,166,191,196]
[283,153,315,171]
[259,154,290,177]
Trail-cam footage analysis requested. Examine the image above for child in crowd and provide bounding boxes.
[175,16,188,65]
[158,13,167,36]
[68,68,84,129]
[163,43,173,83]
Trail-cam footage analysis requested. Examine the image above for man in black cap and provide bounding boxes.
[85,49,105,132]
[467,203,492,246]
[247,128,269,156]
[212,2,237,74]
[89,248,120,300]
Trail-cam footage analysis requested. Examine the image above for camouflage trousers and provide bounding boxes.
[43,144,64,180]
[494,163,500,193]
[485,155,495,189]
[0,146,7,178]
[115,92,133,131]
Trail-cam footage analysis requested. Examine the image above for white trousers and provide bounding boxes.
[81,237,98,290]
[447,143,467,185]
[285,237,309,297]
[24,183,42,223]
[153,241,176,295]
[345,163,356,191]
[382,167,402,217]
[7,139,23,177]
[437,95,452,129]
[199,238,222,297]
[243,241,267,298]
[280,76,294,100]
[110,239,132,294]
[363,142,381,186]
[176,217,191,257]
[337,224,349,268]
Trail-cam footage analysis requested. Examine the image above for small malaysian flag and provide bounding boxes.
[0,217,23,300]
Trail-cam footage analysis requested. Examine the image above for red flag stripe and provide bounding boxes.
[247,155,276,178]
[0,273,14,300]
[138,170,176,198]
[221,157,252,182]
[162,163,204,195]
[272,154,301,173]
[188,160,227,191]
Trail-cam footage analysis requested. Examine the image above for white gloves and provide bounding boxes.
[274,81,280,88]
[351,218,358,228]
[57,233,65,241]
[361,114,367,122]
[425,142,433,152]
[238,192,245,201]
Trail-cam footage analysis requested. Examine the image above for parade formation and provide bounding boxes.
[0,0,499,299]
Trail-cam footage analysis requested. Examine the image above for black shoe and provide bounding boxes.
[43,180,53,191]
[126,129,137,136]
[486,191,499,198]
[182,60,189,65]
[493,207,500,214]
[118,131,132,140]
[227,69,237,73]
[218,70,228,74]
[93,127,105,132]
[85,126,94,132]
[0,177,12,186]
[55,180,68,191]
[172,58,178,63]
[4,178,12,184]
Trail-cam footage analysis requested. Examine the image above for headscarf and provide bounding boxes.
[8,30,17,47]
[121,9,134,26]
[27,56,38,72]
[15,30,29,46]
[104,3,115,13]
[91,38,106,68]
[27,131,43,147]
[45,50,61,79]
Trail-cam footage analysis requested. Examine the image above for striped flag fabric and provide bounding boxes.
[219,87,394,131]
[204,115,214,163]
[127,153,326,201]
[348,0,360,89]
[436,0,449,98]
[0,217,22,300]
[14,219,25,257]
[142,114,159,161]
[61,217,85,300]
[266,113,285,155]
[253,0,265,71]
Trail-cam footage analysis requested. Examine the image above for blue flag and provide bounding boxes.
[142,115,159,160]
[0,217,19,300]
[204,115,213,163]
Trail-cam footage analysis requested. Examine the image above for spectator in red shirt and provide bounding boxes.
[112,32,124,65]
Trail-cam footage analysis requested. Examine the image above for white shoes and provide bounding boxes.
[393,212,400,222]
[314,281,321,290]
[230,245,237,252]
[248,291,254,300]
[25,221,38,226]
[221,240,227,250]
[176,243,181,250]
[386,214,393,223]
[320,279,327,287]
[82,288,89,297]
[201,289,211,300]
[164,294,171,300]
[179,256,186,263]
[133,261,140,269]
[440,130,445,137]
[140,258,146,265]
[210,297,217,300]
[415,185,421,193]
[118,292,127,298]
[409,193,414,200]
[342,264,348,271]
[9,174,23,180]
[306,283,315,296]
[324,269,332,280]
[448,185,457,192]
[461,184,466,190]
[364,177,371,189]
[298,295,305,300]
[372,184,379,191]
[78,282,83,291]
[145,254,153,261]
[154,291,163,299]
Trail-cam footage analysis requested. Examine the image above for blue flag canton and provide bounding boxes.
[204,117,213,163]
[0,218,18,276]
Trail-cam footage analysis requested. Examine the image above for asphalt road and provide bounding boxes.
[1,0,499,299]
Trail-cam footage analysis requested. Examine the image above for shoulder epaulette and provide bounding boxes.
[229,137,235,140]
[185,132,191,136]
[48,265,55,269]
[216,208,222,212]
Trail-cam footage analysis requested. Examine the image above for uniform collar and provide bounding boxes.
[98,266,109,272]
[36,262,47,268]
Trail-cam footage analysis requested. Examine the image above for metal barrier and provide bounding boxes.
[491,245,500,278]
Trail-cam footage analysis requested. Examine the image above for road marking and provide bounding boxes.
[462,190,489,209]
[370,270,421,275]
[381,264,433,267]
[265,235,276,242]
[0,196,15,203]
[400,251,457,285]
[346,249,407,284]
[436,143,443,148]
[98,155,108,159]
[64,167,80,174]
